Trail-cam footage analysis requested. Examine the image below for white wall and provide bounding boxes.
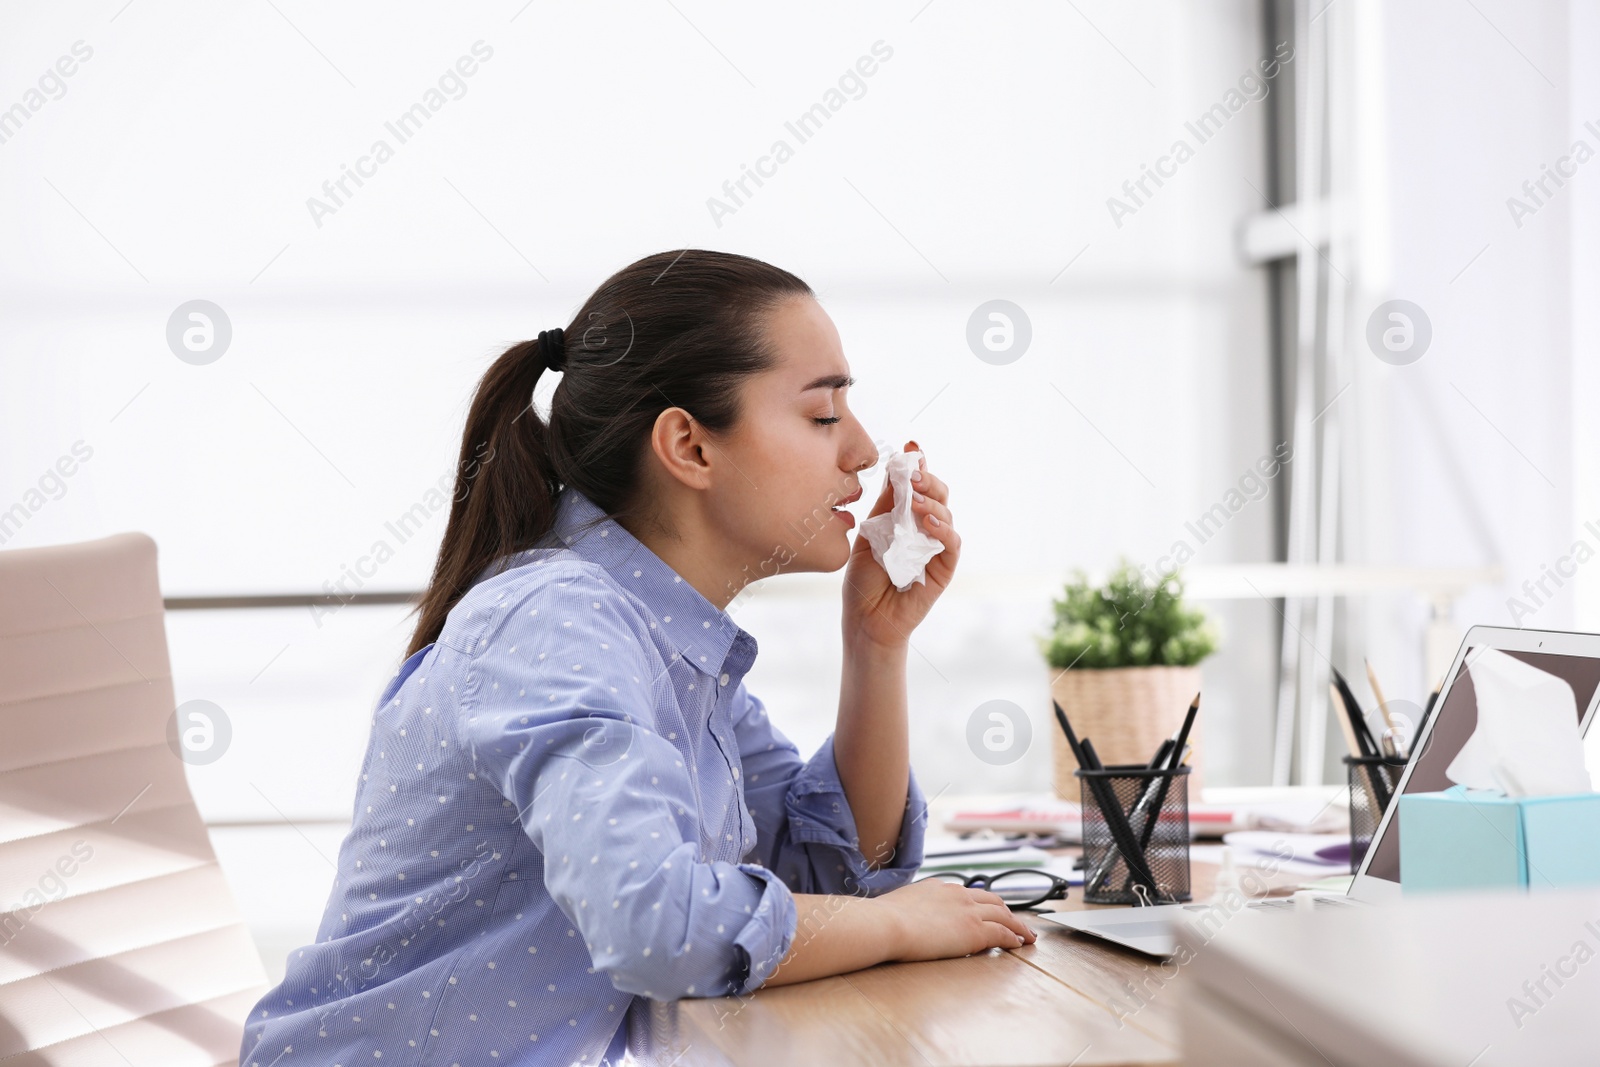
[1,1,1278,977]
[1346,0,1596,706]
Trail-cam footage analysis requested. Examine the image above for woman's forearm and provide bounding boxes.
[833,638,911,869]
[759,892,900,988]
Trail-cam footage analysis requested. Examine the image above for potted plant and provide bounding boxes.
[1038,561,1219,798]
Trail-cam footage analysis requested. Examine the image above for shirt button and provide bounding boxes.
[719,673,730,687]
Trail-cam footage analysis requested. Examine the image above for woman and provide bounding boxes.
[240,249,1036,1067]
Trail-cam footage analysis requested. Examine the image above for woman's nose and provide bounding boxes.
[848,427,879,474]
[850,453,877,474]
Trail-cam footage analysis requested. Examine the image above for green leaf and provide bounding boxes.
[1041,558,1218,670]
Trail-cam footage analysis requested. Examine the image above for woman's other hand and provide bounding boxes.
[873,876,1038,961]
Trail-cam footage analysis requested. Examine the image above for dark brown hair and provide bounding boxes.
[404,249,813,657]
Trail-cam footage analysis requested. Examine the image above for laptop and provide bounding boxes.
[1043,625,1600,956]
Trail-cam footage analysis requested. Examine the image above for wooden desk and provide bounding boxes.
[648,851,1310,1067]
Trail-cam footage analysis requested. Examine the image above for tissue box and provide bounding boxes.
[1399,785,1600,892]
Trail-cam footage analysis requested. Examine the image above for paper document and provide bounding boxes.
[1201,832,1352,878]
[914,851,1083,888]
[916,844,1053,872]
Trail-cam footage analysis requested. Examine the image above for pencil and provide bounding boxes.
[1365,658,1401,758]
[1167,693,1201,774]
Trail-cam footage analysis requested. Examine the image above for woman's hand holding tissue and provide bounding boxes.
[842,440,960,651]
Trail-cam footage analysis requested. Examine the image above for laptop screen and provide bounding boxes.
[1364,647,1600,884]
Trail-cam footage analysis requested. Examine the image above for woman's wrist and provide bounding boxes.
[763,893,907,987]
[868,894,908,962]
[843,630,909,663]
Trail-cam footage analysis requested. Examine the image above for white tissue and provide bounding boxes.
[858,450,945,591]
[1445,647,1592,796]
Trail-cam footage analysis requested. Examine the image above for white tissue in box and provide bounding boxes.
[1445,646,1592,796]
[858,450,945,591]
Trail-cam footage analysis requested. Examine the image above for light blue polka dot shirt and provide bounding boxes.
[240,485,928,1066]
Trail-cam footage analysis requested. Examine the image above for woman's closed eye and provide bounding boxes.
[813,416,841,426]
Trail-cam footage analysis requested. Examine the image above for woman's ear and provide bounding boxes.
[649,406,715,490]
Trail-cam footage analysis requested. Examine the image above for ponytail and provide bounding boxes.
[405,336,560,657]
[404,249,813,657]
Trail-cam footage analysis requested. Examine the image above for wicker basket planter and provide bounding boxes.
[1049,664,1204,799]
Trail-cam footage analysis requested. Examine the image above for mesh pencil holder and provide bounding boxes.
[1075,763,1191,905]
[1344,754,1409,874]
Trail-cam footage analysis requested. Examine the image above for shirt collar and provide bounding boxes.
[545,486,756,679]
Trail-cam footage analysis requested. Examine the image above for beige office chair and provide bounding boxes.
[0,532,269,1066]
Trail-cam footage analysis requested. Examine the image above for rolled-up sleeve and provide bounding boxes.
[457,574,798,998]
[730,683,927,897]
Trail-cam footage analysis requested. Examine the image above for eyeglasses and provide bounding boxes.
[913,868,1071,911]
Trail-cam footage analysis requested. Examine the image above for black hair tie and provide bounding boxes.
[537,328,567,373]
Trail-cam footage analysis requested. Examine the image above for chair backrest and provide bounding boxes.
[0,532,268,1067]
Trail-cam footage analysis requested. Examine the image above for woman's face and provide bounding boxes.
[708,295,881,582]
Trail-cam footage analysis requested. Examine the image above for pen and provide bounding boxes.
[1090,735,1175,893]
[927,841,1043,859]
[1167,692,1200,773]
[1331,681,1384,816]
[1330,667,1379,757]
[1053,700,1161,898]
[1332,668,1392,811]
[1101,693,1197,896]
[1051,698,1089,767]
[1080,737,1163,897]
[1119,694,1200,891]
